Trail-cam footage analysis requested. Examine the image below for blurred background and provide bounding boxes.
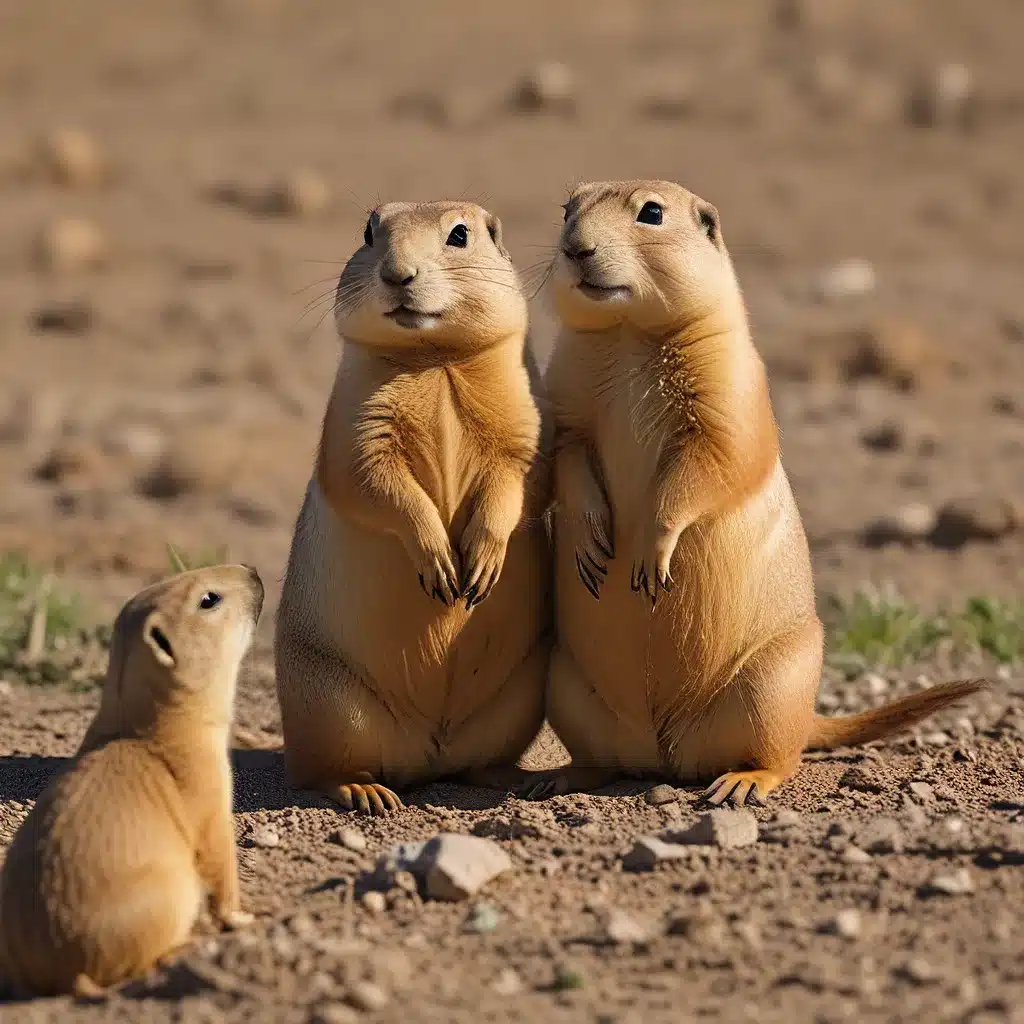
[0,0,1022,619]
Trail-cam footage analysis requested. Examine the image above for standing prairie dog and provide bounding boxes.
[275,200,551,815]
[0,565,263,996]
[539,179,984,805]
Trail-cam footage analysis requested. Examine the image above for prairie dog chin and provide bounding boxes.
[0,564,263,995]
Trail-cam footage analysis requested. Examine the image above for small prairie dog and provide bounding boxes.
[540,179,984,805]
[0,565,263,996]
[275,200,551,814]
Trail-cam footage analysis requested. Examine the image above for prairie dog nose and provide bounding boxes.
[380,259,417,287]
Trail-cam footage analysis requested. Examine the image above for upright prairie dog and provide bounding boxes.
[0,565,263,995]
[540,179,984,805]
[275,200,551,815]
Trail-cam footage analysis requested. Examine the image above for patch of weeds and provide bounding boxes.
[166,542,229,573]
[823,585,1024,676]
[0,552,107,688]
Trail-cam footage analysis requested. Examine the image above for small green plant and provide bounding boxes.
[823,585,1024,676]
[0,553,82,664]
[166,542,229,574]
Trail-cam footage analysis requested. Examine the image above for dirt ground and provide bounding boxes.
[1,1,1023,1021]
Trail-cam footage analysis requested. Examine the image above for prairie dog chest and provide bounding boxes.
[588,341,673,535]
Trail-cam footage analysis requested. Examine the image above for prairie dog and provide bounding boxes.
[275,200,551,815]
[0,565,263,995]
[539,179,984,805]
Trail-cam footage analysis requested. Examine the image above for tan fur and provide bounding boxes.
[0,565,263,995]
[275,200,551,814]
[538,179,986,805]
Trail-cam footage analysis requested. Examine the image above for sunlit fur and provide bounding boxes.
[540,179,985,806]
[0,566,263,995]
[276,200,551,815]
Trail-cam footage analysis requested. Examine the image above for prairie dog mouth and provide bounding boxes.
[576,281,632,302]
[384,304,441,330]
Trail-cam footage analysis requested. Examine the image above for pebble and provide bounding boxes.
[644,784,678,806]
[860,421,903,452]
[330,828,367,853]
[863,502,937,547]
[930,497,1017,547]
[842,845,872,865]
[512,62,576,114]
[813,259,875,302]
[907,780,935,803]
[491,967,523,996]
[32,299,94,334]
[345,981,389,1012]
[375,834,512,902]
[852,817,904,855]
[464,901,502,934]
[602,908,654,946]
[907,63,974,128]
[665,809,759,849]
[901,795,928,827]
[35,217,107,273]
[622,835,689,871]
[925,868,974,896]
[864,673,890,697]
[250,826,280,849]
[829,909,862,939]
[311,1002,359,1024]
[900,957,938,985]
[772,808,803,827]
[361,891,387,915]
[36,128,107,187]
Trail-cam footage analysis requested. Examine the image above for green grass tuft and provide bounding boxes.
[823,585,1024,677]
[166,542,229,574]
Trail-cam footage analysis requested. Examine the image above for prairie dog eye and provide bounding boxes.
[363,218,373,247]
[446,223,469,248]
[637,201,663,226]
[698,207,718,240]
[199,592,222,610]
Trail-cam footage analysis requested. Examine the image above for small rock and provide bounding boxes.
[36,128,107,187]
[862,501,940,547]
[666,809,759,849]
[32,299,94,334]
[262,170,331,218]
[644,784,677,807]
[901,795,928,827]
[828,909,862,939]
[852,817,904,855]
[907,63,975,129]
[35,217,107,273]
[813,259,875,302]
[311,1002,359,1024]
[924,868,973,896]
[602,908,654,946]
[842,845,872,865]
[839,767,882,793]
[622,835,689,871]
[930,497,1017,548]
[464,901,501,934]
[907,780,935,803]
[921,730,952,747]
[512,62,576,114]
[899,957,937,985]
[345,981,389,1012]
[33,439,103,483]
[491,967,523,996]
[99,422,165,462]
[864,673,890,697]
[860,421,903,453]
[330,828,367,853]
[250,826,280,849]
[772,808,803,827]
[375,834,512,902]
[361,891,387,915]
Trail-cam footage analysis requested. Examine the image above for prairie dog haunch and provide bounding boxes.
[0,564,263,995]
[540,179,984,805]
[275,200,551,814]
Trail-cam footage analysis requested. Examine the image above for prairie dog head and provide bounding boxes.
[553,180,744,334]
[85,565,264,745]
[334,201,527,352]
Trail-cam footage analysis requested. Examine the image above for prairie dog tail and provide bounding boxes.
[807,678,987,751]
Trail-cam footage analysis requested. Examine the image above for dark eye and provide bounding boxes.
[363,218,373,247]
[446,224,468,248]
[199,592,221,610]
[699,208,718,240]
[637,201,663,226]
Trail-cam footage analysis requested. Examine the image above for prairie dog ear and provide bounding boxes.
[485,213,510,260]
[144,613,175,668]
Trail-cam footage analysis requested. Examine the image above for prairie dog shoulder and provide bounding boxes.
[0,565,263,994]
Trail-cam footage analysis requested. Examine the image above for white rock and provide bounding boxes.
[621,835,690,871]
[361,891,387,915]
[865,673,890,696]
[926,868,973,896]
[250,826,280,849]
[376,834,512,902]
[602,908,654,945]
[34,217,107,273]
[333,828,367,853]
[491,967,523,996]
[666,810,759,849]
[37,128,106,187]
[345,981,389,1012]
[830,909,862,939]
